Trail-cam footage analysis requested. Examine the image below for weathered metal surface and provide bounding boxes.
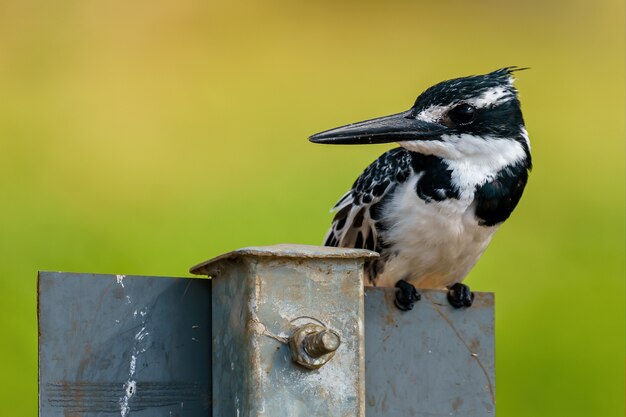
[192,244,374,417]
[364,288,495,417]
[189,243,378,276]
[38,272,211,417]
[38,246,495,417]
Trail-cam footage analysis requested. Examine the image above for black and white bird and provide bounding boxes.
[310,68,531,311]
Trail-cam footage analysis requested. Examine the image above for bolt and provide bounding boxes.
[289,323,341,370]
[304,330,340,357]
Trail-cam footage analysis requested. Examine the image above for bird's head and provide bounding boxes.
[310,67,531,165]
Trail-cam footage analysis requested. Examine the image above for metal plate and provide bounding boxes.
[365,288,495,417]
[38,272,211,417]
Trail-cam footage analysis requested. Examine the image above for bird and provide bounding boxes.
[309,67,531,311]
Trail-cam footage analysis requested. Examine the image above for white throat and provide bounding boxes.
[400,135,527,197]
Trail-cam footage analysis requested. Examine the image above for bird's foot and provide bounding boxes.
[447,283,474,308]
[394,280,421,311]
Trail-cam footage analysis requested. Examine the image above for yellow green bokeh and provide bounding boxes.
[0,1,623,415]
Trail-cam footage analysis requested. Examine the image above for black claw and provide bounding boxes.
[394,279,421,311]
[447,283,475,308]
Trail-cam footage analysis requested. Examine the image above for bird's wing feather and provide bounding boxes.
[324,147,413,251]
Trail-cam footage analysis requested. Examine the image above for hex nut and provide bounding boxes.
[289,323,341,370]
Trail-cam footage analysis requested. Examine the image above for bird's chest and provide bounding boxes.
[375,176,497,287]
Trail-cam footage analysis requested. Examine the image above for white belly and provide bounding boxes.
[372,177,498,289]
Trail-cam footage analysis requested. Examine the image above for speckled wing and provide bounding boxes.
[324,147,413,251]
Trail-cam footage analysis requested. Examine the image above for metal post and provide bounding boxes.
[190,244,378,417]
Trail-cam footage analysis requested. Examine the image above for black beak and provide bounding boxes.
[309,110,448,145]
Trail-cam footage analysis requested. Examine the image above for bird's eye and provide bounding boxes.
[448,104,476,125]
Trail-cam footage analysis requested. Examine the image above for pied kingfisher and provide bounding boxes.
[310,68,532,311]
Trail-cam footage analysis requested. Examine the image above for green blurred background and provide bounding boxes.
[1,0,623,415]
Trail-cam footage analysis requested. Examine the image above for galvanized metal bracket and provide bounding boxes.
[191,244,378,417]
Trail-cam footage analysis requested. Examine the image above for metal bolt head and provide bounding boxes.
[289,323,341,370]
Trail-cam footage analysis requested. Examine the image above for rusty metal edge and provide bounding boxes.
[356,268,367,417]
[189,244,379,276]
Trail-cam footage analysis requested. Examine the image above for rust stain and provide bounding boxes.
[380,389,389,414]
[87,280,114,326]
[76,343,93,380]
[60,380,84,417]
[49,381,208,414]
[452,396,464,411]
[384,312,396,326]
[480,323,495,334]
[469,338,480,352]
[470,293,494,308]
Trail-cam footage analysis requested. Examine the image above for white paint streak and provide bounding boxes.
[116,274,126,288]
[135,326,149,341]
[119,380,136,417]
[119,308,150,416]
[129,354,137,375]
